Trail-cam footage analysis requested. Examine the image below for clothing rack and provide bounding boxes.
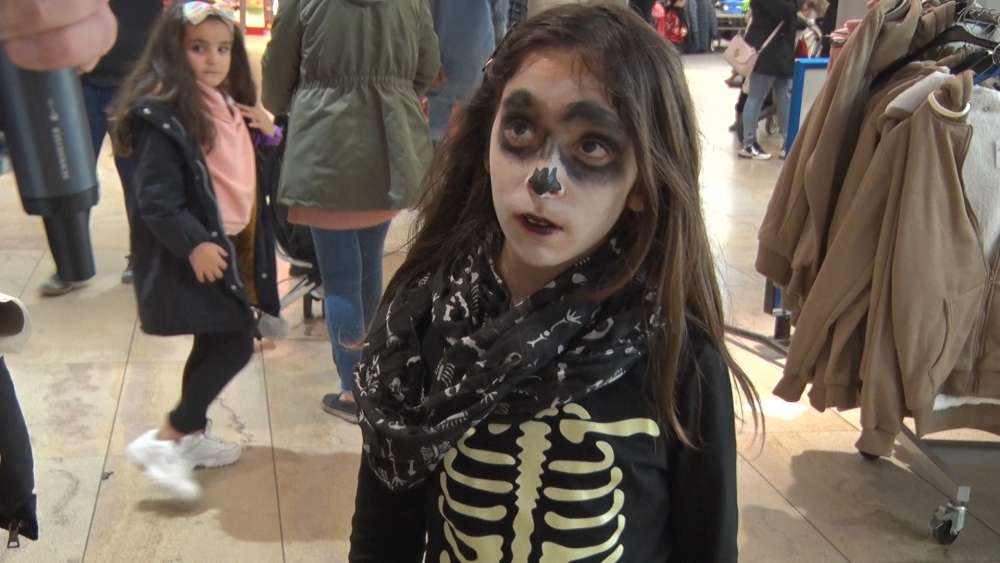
[903,4,1000,547]
[960,2,1000,31]
[738,2,1000,545]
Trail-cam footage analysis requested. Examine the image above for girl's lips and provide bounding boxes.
[517,213,562,236]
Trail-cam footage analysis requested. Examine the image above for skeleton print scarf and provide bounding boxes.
[354,238,657,491]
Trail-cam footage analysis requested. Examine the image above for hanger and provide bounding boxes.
[874,25,1000,87]
[951,49,993,74]
[973,45,1000,84]
[927,90,972,117]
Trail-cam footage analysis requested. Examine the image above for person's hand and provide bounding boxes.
[428,68,448,92]
[189,242,229,283]
[0,0,118,72]
[237,102,277,138]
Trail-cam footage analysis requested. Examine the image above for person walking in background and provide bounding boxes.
[39,0,163,296]
[262,0,440,422]
[661,0,690,47]
[799,0,829,58]
[738,0,803,160]
[109,1,283,500]
[425,0,500,143]
[631,0,657,21]
[509,0,529,25]
[492,0,511,44]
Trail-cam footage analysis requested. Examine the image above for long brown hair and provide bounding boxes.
[109,0,257,155]
[387,3,762,444]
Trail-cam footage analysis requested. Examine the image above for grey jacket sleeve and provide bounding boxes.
[413,0,442,97]
[261,0,303,116]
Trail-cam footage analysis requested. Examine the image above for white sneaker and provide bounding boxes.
[125,429,201,501]
[738,142,773,160]
[180,419,242,469]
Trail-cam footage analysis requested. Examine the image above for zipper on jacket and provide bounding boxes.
[7,520,21,549]
[969,226,1000,397]
[195,159,245,293]
[163,114,247,297]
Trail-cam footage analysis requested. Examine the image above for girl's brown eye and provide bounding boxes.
[578,139,611,164]
[504,120,535,145]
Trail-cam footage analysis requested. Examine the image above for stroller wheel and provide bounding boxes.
[766,115,779,135]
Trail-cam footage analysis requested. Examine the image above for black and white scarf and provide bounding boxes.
[353,238,658,490]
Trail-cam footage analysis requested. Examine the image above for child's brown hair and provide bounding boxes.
[109,0,257,155]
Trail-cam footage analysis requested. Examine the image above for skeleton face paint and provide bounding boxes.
[488,49,639,303]
[529,167,562,197]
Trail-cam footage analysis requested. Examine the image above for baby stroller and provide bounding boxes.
[258,117,325,319]
[729,91,779,140]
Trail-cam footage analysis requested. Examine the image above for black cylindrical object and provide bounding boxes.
[0,43,98,282]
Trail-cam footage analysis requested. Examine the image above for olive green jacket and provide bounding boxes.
[262,0,441,211]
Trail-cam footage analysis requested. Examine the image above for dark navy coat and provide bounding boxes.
[127,100,280,336]
[745,0,805,77]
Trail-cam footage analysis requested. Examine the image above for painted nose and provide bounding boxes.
[528,167,563,197]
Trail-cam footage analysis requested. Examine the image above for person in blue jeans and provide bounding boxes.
[40,0,163,296]
[310,222,392,412]
[738,0,802,160]
[263,0,440,422]
[426,0,506,142]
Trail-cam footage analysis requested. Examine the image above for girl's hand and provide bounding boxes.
[189,242,229,283]
[237,102,277,138]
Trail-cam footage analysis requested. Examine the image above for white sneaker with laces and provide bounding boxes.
[180,419,242,469]
[125,429,200,501]
[738,142,773,160]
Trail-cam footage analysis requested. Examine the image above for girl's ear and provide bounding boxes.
[484,150,491,174]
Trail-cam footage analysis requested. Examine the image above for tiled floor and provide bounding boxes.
[1,48,999,563]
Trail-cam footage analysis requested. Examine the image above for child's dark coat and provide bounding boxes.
[127,100,280,336]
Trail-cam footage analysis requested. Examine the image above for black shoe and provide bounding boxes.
[322,393,359,424]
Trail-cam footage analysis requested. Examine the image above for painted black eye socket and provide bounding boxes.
[503,119,536,146]
[580,140,609,158]
[576,138,615,166]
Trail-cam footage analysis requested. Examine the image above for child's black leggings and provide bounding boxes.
[169,327,256,434]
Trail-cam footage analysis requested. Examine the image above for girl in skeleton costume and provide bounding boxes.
[350,3,761,561]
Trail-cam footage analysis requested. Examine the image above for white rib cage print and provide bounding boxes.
[438,404,660,562]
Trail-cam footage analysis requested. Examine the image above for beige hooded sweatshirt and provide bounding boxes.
[755,0,953,313]
[852,74,1000,455]
[776,65,950,410]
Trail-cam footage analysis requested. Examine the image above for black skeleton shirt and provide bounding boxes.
[349,335,739,563]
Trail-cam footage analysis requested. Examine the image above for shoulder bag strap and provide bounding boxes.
[759,21,785,50]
